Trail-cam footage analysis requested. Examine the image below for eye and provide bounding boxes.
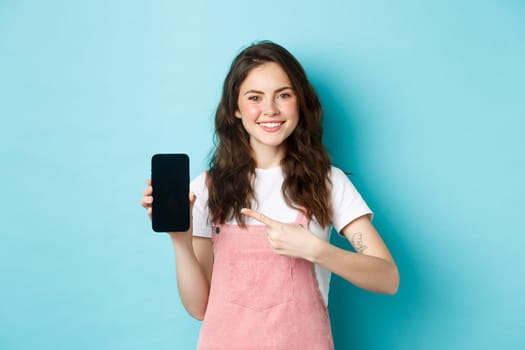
[278,91,294,99]
[248,95,260,101]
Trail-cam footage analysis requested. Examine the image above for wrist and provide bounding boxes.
[307,235,325,264]
[169,232,193,250]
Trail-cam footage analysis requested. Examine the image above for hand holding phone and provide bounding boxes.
[151,154,190,232]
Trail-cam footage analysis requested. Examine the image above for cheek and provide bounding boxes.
[281,100,299,118]
[240,104,261,118]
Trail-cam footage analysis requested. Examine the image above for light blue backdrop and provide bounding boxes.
[1,1,524,349]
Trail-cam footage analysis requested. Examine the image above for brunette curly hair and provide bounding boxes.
[208,41,333,227]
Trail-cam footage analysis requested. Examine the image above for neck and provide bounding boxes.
[252,144,285,169]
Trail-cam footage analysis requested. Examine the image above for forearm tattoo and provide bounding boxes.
[351,232,368,254]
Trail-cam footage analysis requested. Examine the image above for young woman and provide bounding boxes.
[141,41,399,349]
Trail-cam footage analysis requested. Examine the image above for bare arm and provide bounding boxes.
[241,209,399,295]
[141,180,213,319]
[170,235,213,320]
[312,215,399,294]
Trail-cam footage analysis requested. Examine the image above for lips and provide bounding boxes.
[257,121,284,132]
[259,122,283,128]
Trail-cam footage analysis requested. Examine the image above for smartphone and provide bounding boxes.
[151,153,190,232]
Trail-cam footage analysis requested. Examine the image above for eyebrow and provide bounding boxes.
[243,86,294,96]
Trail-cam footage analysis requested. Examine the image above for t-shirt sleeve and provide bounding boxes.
[190,172,212,238]
[330,167,373,234]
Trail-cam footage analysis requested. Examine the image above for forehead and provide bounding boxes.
[239,62,292,91]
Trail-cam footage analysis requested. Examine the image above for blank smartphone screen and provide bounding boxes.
[151,154,190,232]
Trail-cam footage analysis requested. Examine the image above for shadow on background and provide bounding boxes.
[310,66,446,349]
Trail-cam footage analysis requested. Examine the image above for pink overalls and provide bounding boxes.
[197,211,334,349]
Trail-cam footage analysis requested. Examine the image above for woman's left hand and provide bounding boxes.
[240,208,322,261]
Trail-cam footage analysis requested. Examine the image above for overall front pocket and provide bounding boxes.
[227,251,293,310]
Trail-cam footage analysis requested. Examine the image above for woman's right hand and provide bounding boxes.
[141,179,212,320]
[140,179,154,220]
[140,179,196,243]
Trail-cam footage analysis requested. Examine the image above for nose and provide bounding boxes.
[262,98,279,117]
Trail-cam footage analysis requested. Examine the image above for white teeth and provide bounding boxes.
[259,122,282,128]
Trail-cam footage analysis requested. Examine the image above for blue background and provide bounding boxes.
[1,0,524,349]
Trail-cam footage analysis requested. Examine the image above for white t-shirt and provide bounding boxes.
[190,166,372,305]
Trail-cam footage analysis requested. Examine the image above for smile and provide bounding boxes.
[257,121,285,132]
[258,121,284,128]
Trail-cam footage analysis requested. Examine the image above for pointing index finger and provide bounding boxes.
[241,208,274,227]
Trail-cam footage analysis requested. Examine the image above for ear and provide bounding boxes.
[234,110,242,119]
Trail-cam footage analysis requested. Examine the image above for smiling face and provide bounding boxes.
[235,62,299,167]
